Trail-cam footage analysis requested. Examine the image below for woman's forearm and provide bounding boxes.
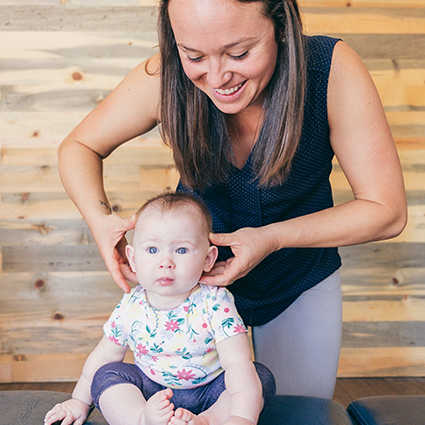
[58,136,111,225]
[268,196,407,252]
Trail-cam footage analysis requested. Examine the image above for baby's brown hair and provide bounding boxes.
[136,192,213,235]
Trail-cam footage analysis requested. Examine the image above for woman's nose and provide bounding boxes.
[206,60,232,89]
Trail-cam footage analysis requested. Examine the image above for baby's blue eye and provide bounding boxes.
[148,247,157,254]
[176,247,187,254]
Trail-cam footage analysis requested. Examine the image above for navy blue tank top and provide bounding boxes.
[177,36,342,326]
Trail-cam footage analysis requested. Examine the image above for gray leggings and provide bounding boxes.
[252,270,342,399]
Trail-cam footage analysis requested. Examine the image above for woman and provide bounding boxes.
[58,0,407,399]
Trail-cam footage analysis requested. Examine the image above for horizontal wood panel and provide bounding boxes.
[342,321,425,347]
[0,7,158,32]
[0,133,169,166]
[303,7,425,34]
[0,165,141,192]
[0,219,93,244]
[0,145,172,166]
[0,271,122,300]
[0,111,87,138]
[0,1,150,5]
[343,299,425,322]
[0,351,134,383]
[2,246,107,272]
[338,347,425,377]
[339,243,425,269]
[300,1,425,6]
[0,191,164,220]
[341,268,425,296]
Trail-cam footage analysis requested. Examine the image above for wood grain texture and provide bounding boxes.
[1,1,424,381]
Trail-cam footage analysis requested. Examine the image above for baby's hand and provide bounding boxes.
[44,398,91,425]
[223,416,256,425]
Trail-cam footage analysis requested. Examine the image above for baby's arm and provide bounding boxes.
[44,335,128,425]
[217,333,263,425]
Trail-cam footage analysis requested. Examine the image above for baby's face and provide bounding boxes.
[126,204,217,309]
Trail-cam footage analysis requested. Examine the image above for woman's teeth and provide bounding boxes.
[215,83,243,95]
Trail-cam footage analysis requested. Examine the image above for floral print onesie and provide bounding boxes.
[104,284,247,389]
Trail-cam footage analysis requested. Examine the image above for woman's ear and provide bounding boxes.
[203,245,219,272]
[126,244,137,273]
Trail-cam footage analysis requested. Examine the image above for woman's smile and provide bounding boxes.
[214,82,244,96]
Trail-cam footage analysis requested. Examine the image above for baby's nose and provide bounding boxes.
[159,256,175,269]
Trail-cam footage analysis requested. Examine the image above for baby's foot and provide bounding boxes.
[143,388,174,425]
[169,408,208,425]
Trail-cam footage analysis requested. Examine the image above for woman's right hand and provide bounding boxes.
[91,213,138,293]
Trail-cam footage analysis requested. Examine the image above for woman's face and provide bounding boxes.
[168,0,278,116]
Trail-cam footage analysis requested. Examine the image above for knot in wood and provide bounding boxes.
[72,71,83,81]
[13,355,27,362]
[37,223,51,235]
[34,279,45,289]
[52,312,65,321]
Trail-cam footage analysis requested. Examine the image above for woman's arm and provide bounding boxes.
[58,55,161,292]
[44,336,128,425]
[203,41,407,286]
[217,333,263,425]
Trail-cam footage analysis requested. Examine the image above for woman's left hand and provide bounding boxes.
[200,226,278,287]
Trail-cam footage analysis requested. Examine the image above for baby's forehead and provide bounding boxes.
[136,202,210,232]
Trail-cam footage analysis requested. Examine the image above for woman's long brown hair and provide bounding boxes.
[158,0,306,190]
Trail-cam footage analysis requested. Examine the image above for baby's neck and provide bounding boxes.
[145,284,200,310]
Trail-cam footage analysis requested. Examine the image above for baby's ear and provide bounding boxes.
[126,245,137,273]
[203,245,218,272]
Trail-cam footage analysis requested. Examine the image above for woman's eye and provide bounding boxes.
[230,51,248,61]
[176,247,187,254]
[148,247,157,254]
[188,55,203,63]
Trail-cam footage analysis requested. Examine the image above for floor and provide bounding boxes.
[2,378,425,408]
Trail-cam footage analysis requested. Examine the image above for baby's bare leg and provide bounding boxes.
[98,383,174,425]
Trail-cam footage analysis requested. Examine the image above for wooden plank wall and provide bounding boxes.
[0,0,424,382]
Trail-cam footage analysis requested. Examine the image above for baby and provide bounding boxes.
[45,192,275,425]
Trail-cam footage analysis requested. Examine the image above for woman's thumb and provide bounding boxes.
[209,232,231,246]
[125,214,137,230]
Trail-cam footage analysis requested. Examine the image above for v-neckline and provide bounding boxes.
[231,150,253,172]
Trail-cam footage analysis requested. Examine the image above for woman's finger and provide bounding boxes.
[201,258,240,287]
[105,256,132,293]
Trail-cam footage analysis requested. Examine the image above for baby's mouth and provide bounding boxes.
[214,82,244,96]
[158,277,174,286]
